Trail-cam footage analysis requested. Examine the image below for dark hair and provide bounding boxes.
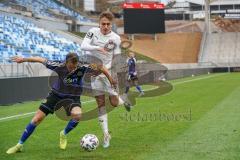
[65,52,79,63]
[99,11,114,21]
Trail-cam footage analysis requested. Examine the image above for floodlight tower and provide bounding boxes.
[205,0,218,33]
[205,0,210,33]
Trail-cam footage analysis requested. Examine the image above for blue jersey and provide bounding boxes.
[44,60,98,98]
[127,57,136,75]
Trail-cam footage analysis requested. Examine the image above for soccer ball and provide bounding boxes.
[80,134,99,151]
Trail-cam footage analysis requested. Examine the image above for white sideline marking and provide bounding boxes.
[0,74,227,122]
[0,100,95,122]
[0,112,35,121]
[172,73,226,85]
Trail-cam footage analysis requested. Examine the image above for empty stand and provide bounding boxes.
[0,15,82,63]
[2,0,91,22]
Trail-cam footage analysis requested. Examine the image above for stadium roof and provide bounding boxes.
[186,0,240,5]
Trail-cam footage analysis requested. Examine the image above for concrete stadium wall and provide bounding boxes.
[165,68,213,80]
[0,77,50,105]
[200,33,240,66]
[129,33,202,64]
[0,63,52,78]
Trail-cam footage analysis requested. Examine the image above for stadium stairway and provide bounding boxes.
[200,32,240,67]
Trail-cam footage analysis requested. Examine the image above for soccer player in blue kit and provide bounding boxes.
[6,53,116,154]
[125,52,144,99]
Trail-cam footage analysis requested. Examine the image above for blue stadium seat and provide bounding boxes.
[13,0,91,22]
[0,15,82,63]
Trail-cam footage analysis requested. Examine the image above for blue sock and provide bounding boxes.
[125,86,130,93]
[64,119,79,135]
[136,85,143,93]
[19,122,36,144]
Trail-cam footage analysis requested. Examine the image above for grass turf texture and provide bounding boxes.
[1,73,240,160]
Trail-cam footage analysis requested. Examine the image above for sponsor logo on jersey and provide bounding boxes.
[104,40,116,51]
[86,32,94,39]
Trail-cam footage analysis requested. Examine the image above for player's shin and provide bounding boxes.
[98,106,108,135]
[63,119,79,135]
[18,122,37,144]
[60,119,79,149]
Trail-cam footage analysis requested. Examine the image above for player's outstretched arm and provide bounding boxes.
[11,56,46,64]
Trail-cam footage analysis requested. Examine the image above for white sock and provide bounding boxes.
[98,106,108,135]
[118,95,125,105]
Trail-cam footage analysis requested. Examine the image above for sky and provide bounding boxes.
[161,0,167,4]
[161,0,185,4]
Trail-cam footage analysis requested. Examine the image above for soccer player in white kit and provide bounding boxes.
[81,11,129,148]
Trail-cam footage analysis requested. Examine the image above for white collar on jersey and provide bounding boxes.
[100,30,112,36]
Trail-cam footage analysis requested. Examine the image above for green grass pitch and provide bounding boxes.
[1,73,240,160]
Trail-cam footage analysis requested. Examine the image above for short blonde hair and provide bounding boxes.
[99,11,114,21]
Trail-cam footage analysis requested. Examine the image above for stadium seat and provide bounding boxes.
[0,15,82,63]
[12,0,91,22]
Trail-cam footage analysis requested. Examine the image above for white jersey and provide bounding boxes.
[81,27,121,96]
[81,27,121,71]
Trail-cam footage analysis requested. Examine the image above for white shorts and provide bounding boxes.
[91,75,118,96]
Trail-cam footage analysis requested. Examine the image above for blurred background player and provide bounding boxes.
[125,51,144,99]
[81,11,130,148]
[6,53,115,154]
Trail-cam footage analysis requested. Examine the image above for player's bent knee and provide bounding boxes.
[72,114,81,121]
[71,112,81,121]
[31,115,44,125]
[71,107,82,121]
[110,99,119,107]
[111,102,118,107]
[110,97,119,107]
[31,109,46,125]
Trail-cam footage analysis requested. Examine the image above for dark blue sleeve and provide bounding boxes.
[127,59,131,66]
[43,60,62,70]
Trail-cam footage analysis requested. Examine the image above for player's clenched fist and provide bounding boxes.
[11,56,25,63]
